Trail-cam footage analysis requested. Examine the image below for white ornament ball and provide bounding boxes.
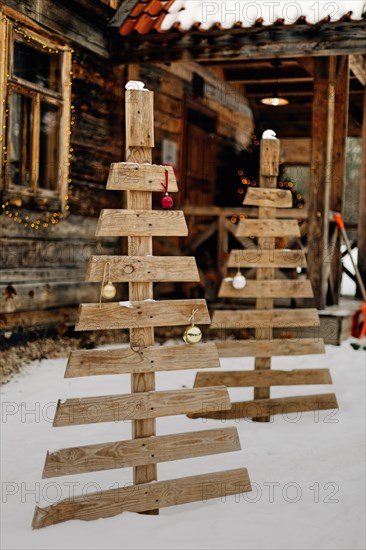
[102,281,117,300]
[183,325,202,344]
[232,272,247,289]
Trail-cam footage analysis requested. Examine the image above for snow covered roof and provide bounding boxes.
[115,0,366,35]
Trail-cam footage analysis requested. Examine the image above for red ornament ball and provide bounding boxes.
[161,194,173,209]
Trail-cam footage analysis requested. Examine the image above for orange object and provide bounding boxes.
[359,302,366,340]
[334,212,345,231]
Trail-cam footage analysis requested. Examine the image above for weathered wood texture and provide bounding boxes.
[244,188,292,208]
[357,87,366,296]
[107,163,178,192]
[32,468,251,528]
[218,279,314,299]
[76,299,211,331]
[65,342,220,377]
[215,338,325,357]
[43,427,240,477]
[86,256,199,282]
[96,210,188,237]
[235,219,300,238]
[308,56,337,309]
[212,309,320,328]
[227,249,307,268]
[189,393,339,420]
[53,387,232,426]
[194,369,332,388]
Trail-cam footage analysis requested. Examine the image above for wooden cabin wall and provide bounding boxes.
[0,2,125,338]
[138,61,254,206]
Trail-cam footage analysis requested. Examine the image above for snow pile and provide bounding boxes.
[161,1,365,31]
[1,339,365,549]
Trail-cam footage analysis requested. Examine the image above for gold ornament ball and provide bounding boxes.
[102,281,116,300]
[183,325,202,344]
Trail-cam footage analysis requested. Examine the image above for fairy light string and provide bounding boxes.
[1,16,75,231]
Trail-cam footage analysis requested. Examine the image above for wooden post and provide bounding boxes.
[125,88,158,513]
[357,87,366,298]
[308,56,337,309]
[254,138,280,422]
[330,57,349,304]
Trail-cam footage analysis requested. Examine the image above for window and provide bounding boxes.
[0,16,72,208]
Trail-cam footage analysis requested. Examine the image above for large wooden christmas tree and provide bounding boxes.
[191,136,338,422]
[32,84,251,529]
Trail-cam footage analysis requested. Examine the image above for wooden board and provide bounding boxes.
[86,256,199,283]
[194,369,332,388]
[188,393,339,420]
[75,299,211,331]
[32,468,251,528]
[53,387,232,426]
[125,89,154,148]
[42,427,240,478]
[235,219,301,238]
[211,309,320,329]
[227,249,307,268]
[218,279,314,299]
[107,163,178,192]
[243,188,293,208]
[96,210,188,237]
[215,338,325,358]
[65,342,220,378]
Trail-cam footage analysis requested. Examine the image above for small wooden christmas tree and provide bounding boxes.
[32,84,251,529]
[191,136,338,422]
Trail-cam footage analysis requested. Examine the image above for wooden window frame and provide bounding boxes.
[0,14,71,211]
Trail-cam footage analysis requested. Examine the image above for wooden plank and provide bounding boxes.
[32,468,251,528]
[125,89,154,148]
[227,249,307,268]
[215,338,325,358]
[357,87,366,298]
[107,163,178,192]
[96,210,188,237]
[42,427,240,478]
[243,188,292,208]
[194,369,332,388]
[260,139,280,176]
[189,393,339,420]
[65,342,220,378]
[235,219,300,238]
[218,279,314,299]
[75,299,211,331]
[86,256,199,282]
[211,309,320,328]
[53,387,232,426]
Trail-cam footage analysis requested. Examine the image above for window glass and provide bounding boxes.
[13,39,60,92]
[8,91,32,187]
[38,101,60,190]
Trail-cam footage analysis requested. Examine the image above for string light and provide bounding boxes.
[1,16,75,232]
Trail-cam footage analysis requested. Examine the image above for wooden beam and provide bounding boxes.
[75,299,211,331]
[107,163,178,192]
[331,56,350,303]
[86,256,199,282]
[218,279,314,299]
[188,394,339,420]
[235,219,300,238]
[53,387,232,426]
[350,54,366,85]
[215,338,325,357]
[32,468,251,529]
[194,369,332,388]
[95,210,188,237]
[308,56,337,309]
[211,308,320,328]
[244,188,292,208]
[65,343,220,378]
[357,87,366,297]
[42,428,240,477]
[227,249,307,268]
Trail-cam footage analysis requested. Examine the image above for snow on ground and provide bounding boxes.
[1,339,365,550]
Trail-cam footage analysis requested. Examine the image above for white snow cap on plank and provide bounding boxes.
[161,1,365,31]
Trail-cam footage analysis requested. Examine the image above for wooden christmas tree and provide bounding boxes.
[32,84,251,529]
[191,136,338,422]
